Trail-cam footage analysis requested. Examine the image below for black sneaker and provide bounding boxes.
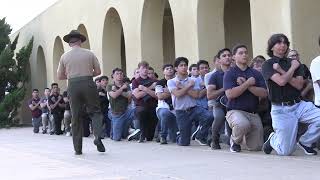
[160,137,167,145]
[210,139,221,150]
[75,151,82,155]
[42,129,47,134]
[229,139,241,153]
[195,138,207,146]
[297,142,318,155]
[191,126,201,140]
[262,132,274,154]
[138,134,145,143]
[94,138,105,152]
[127,129,140,141]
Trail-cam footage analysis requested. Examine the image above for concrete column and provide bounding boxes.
[250,0,292,58]
[290,0,320,65]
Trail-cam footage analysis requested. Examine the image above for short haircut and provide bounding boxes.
[217,48,231,58]
[32,89,39,92]
[51,83,58,88]
[174,57,189,67]
[250,55,266,68]
[232,44,247,55]
[148,67,154,71]
[267,33,290,57]
[44,87,50,91]
[100,75,109,81]
[138,61,149,68]
[123,77,131,84]
[189,64,198,72]
[94,77,101,82]
[162,64,173,71]
[63,91,68,97]
[197,60,209,68]
[112,68,123,75]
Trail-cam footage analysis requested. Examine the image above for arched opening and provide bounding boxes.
[197,0,224,69]
[77,24,91,49]
[162,1,175,65]
[36,46,47,90]
[102,8,126,75]
[224,0,253,57]
[53,36,66,91]
[141,0,175,74]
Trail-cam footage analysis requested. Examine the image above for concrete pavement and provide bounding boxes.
[0,127,319,180]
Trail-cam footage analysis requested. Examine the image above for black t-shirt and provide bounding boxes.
[132,76,157,107]
[262,56,304,103]
[48,94,64,114]
[156,78,173,110]
[98,87,109,112]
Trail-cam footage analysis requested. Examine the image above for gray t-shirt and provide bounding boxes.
[167,76,200,110]
[40,97,49,113]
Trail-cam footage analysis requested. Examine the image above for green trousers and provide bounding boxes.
[68,76,103,152]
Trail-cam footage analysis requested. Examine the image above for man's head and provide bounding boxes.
[51,83,59,93]
[174,57,189,76]
[197,60,209,76]
[250,55,266,72]
[138,61,149,77]
[63,30,86,47]
[148,67,156,79]
[232,44,249,65]
[133,68,140,79]
[95,77,101,86]
[217,48,232,67]
[112,68,124,82]
[267,33,290,58]
[162,64,174,77]
[189,64,199,77]
[32,89,39,98]
[100,75,109,87]
[44,88,50,97]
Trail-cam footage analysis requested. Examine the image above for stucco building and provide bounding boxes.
[12,0,320,123]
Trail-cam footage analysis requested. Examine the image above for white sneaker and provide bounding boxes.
[66,132,71,137]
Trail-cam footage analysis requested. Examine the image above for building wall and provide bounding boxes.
[10,0,320,124]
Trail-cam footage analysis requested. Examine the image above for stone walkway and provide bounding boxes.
[0,127,319,180]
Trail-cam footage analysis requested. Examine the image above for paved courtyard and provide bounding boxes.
[0,127,319,180]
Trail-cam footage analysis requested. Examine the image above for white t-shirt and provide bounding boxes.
[310,56,320,106]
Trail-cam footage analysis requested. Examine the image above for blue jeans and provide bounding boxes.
[156,108,178,142]
[110,108,135,141]
[175,106,214,146]
[32,117,42,133]
[270,101,320,155]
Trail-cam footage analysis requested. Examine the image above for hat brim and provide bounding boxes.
[63,34,86,43]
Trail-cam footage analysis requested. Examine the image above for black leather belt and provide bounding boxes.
[272,98,301,106]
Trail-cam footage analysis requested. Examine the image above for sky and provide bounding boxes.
[0,0,59,33]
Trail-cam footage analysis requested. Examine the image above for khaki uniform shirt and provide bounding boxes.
[57,47,100,79]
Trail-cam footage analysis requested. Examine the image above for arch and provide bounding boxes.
[53,36,66,91]
[224,0,253,57]
[36,46,47,90]
[102,7,126,75]
[77,24,91,49]
[141,0,175,74]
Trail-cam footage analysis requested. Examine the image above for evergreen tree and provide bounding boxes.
[0,17,33,128]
